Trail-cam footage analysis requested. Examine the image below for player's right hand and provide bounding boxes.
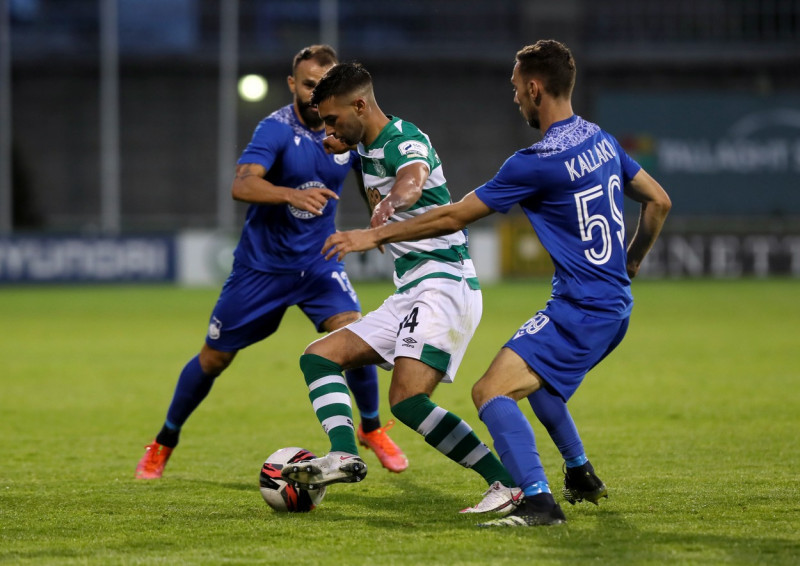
[289,187,339,216]
[322,229,378,261]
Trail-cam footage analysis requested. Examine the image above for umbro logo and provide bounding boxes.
[401,337,418,348]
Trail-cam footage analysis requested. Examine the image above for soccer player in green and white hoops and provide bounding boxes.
[281,62,521,515]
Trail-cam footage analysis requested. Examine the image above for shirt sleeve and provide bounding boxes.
[383,137,434,176]
[474,152,539,214]
[608,134,642,183]
[237,118,290,171]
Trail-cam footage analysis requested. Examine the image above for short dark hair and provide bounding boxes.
[292,44,338,73]
[310,62,372,106]
[515,40,576,98]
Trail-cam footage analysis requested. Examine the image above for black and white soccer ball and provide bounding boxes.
[259,447,326,512]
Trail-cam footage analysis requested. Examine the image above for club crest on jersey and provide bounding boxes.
[398,140,429,159]
[208,316,222,340]
[372,159,386,177]
[333,152,350,165]
[513,313,550,339]
[289,181,330,219]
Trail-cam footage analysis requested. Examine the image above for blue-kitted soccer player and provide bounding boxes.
[136,45,407,480]
[322,39,671,526]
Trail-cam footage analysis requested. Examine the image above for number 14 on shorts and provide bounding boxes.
[398,307,420,335]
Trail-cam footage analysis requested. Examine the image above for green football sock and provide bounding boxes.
[300,354,359,456]
[391,393,514,486]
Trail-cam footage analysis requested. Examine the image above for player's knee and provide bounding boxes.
[388,387,416,409]
[303,332,346,360]
[303,340,326,357]
[471,377,495,409]
[389,390,426,426]
[199,347,235,376]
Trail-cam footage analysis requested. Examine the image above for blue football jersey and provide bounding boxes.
[233,104,360,272]
[475,115,641,317]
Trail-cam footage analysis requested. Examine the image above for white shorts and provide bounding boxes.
[347,277,482,383]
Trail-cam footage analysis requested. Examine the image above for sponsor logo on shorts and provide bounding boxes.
[401,337,418,348]
[513,313,550,339]
[288,181,330,219]
[208,316,222,340]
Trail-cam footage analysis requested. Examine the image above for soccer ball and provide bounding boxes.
[259,447,326,512]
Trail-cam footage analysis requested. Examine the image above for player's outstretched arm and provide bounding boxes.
[624,169,672,278]
[232,163,338,215]
[370,162,429,227]
[323,191,493,261]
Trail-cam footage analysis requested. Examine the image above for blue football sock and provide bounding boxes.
[478,395,547,491]
[345,365,381,430]
[523,481,552,497]
[565,454,588,468]
[527,386,585,462]
[164,355,218,430]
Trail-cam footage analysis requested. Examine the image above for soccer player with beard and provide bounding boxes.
[322,40,671,526]
[135,46,407,480]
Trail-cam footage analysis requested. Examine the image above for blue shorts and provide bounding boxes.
[503,299,629,401]
[205,259,362,352]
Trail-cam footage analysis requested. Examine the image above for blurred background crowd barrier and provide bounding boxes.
[1,0,799,283]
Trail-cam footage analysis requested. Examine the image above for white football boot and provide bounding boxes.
[281,451,367,490]
[459,481,523,515]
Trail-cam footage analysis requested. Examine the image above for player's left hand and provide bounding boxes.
[322,229,379,261]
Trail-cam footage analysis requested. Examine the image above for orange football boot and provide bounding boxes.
[357,419,408,473]
[135,441,173,479]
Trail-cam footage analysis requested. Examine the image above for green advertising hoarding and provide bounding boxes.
[595,92,800,220]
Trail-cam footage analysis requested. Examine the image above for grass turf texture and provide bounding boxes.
[2,279,799,565]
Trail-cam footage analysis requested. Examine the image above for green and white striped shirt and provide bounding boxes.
[359,117,480,292]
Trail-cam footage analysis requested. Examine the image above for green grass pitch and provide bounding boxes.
[2,279,799,565]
